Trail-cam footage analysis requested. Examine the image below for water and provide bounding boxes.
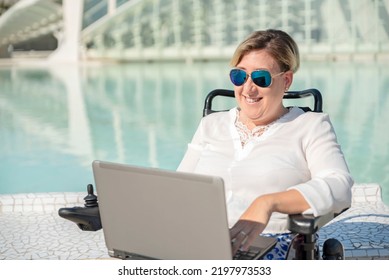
[0,61,388,206]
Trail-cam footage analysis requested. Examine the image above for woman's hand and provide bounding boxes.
[230,190,310,254]
[230,196,272,254]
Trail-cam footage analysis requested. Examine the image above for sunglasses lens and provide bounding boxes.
[230,69,247,86]
[251,70,272,87]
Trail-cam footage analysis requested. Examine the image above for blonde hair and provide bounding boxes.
[230,29,300,73]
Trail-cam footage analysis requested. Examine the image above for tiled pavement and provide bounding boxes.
[0,192,108,260]
[0,184,388,260]
[319,184,389,259]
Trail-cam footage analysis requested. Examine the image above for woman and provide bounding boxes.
[177,29,353,259]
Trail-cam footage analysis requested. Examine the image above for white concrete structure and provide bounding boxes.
[0,0,389,62]
[48,0,83,63]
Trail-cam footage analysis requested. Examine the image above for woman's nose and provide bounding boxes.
[244,77,257,91]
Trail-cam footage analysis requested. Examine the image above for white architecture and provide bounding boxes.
[0,0,388,61]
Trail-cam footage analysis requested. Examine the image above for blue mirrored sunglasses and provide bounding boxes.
[229,68,284,88]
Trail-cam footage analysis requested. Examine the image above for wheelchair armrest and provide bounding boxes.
[287,212,334,235]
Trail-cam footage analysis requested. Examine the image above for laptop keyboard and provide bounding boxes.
[233,246,264,260]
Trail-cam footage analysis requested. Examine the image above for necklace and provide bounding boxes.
[234,108,289,147]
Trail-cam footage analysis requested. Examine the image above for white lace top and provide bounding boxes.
[177,107,353,233]
[234,108,289,147]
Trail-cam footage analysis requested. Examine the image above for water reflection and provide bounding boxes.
[0,61,388,205]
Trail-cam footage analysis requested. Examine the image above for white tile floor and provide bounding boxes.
[0,184,388,260]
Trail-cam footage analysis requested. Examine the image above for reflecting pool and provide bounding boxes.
[0,61,388,205]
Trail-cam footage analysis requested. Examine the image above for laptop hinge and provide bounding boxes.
[113,249,158,260]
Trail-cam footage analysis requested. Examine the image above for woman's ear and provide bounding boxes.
[284,70,293,92]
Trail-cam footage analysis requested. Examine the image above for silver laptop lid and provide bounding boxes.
[92,160,233,260]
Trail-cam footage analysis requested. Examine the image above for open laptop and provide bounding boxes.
[92,160,277,260]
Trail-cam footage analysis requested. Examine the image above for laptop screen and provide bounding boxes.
[93,160,233,260]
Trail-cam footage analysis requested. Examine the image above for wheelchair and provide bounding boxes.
[59,88,346,260]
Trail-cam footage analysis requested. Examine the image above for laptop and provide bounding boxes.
[92,160,277,260]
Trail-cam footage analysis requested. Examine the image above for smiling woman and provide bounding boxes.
[177,29,353,259]
[229,30,300,129]
[231,50,291,128]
